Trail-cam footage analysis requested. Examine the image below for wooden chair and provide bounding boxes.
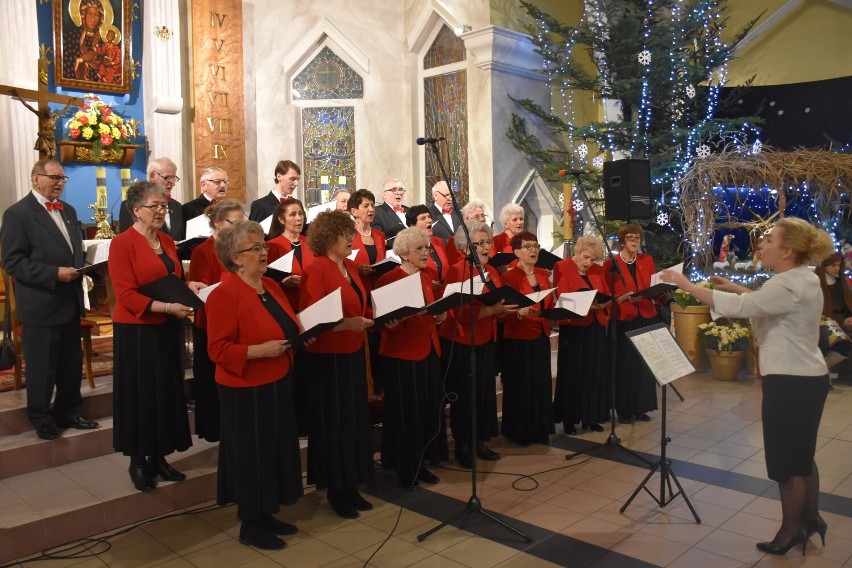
[0,267,96,390]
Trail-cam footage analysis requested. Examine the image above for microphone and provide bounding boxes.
[416,136,446,145]
[558,169,587,177]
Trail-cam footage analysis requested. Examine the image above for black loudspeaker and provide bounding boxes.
[603,159,652,221]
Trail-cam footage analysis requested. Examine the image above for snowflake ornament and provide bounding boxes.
[804,107,811,113]
[769,100,776,107]
[557,193,565,206]
[577,143,588,158]
[777,109,784,116]
[592,156,604,169]
[685,84,696,99]
[752,140,763,154]
[696,144,712,158]
[638,50,652,66]
[657,212,670,226]
[572,199,585,212]
[672,181,680,194]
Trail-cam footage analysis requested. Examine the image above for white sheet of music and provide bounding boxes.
[347,248,359,261]
[555,289,597,317]
[306,202,335,223]
[260,215,273,234]
[370,252,401,269]
[267,250,294,273]
[651,262,683,286]
[196,282,222,303]
[442,276,487,297]
[526,287,556,303]
[371,271,425,318]
[84,240,111,265]
[298,287,343,330]
[627,326,695,385]
[185,215,213,240]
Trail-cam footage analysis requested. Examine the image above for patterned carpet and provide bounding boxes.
[0,336,114,393]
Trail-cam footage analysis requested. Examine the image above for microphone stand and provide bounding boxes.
[416,139,531,544]
[561,172,651,467]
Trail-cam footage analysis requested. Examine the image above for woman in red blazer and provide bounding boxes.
[551,236,612,435]
[602,224,661,424]
[405,204,449,287]
[206,220,304,551]
[299,210,375,519]
[440,222,518,468]
[109,182,205,493]
[347,189,387,284]
[500,232,556,446]
[489,203,525,271]
[375,228,448,489]
[188,199,245,443]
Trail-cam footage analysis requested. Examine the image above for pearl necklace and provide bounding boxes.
[356,225,372,237]
[619,252,636,265]
[148,237,161,250]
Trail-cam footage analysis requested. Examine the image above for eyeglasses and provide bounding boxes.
[140,203,168,211]
[339,231,356,240]
[624,235,641,242]
[518,244,541,251]
[237,243,270,254]
[384,187,406,194]
[36,174,68,183]
[204,178,229,185]
[223,219,237,225]
[155,172,180,183]
[471,240,493,248]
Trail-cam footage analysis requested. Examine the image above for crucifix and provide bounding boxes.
[0,46,83,160]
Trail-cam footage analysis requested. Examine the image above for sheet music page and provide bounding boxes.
[307,202,335,223]
[651,262,683,286]
[85,240,111,265]
[371,254,401,269]
[267,250,294,273]
[260,215,273,234]
[442,277,486,297]
[526,287,556,303]
[627,325,695,385]
[555,289,597,316]
[185,215,213,239]
[196,281,222,303]
[298,287,344,330]
[347,249,359,261]
[371,271,425,318]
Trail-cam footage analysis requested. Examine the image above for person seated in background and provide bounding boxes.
[816,252,852,383]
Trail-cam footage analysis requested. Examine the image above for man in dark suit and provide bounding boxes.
[0,159,99,440]
[371,178,408,239]
[183,166,229,223]
[429,181,462,243]
[249,160,301,223]
[118,156,184,240]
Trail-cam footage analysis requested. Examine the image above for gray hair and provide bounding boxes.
[146,156,176,177]
[393,227,430,257]
[498,203,524,226]
[199,166,227,183]
[206,198,244,229]
[461,201,485,220]
[215,220,265,272]
[124,181,167,220]
[454,221,491,251]
[574,235,605,260]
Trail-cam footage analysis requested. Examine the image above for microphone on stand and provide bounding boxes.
[416,136,446,145]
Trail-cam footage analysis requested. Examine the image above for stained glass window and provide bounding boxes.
[301,107,356,205]
[424,72,468,204]
[424,25,466,70]
[293,47,364,100]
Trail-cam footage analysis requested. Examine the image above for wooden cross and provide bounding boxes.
[0,46,83,160]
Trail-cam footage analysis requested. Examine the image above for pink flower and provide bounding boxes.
[78,115,89,125]
[69,128,80,139]
[102,107,112,116]
[101,134,113,146]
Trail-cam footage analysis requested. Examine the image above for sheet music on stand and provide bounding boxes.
[625,323,695,385]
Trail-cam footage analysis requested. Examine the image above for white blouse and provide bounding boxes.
[711,265,827,377]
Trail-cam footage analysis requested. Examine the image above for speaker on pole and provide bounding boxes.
[603,159,652,221]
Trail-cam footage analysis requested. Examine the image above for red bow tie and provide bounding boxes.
[280,196,293,203]
[393,206,404,213]
[441,206,453,215]
[211,198,222,205]
[45,201,64,212]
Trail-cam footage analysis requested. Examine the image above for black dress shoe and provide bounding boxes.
[239,519,285,550]
[619,415,634,424]
[327,490,358,519]
[475,442,501,461]
[635,413,652,422]
[804,516,827,546]
[399,478,421,490]
[565,425,577,435]
[147,456,186,482]
[129,462,156,492]
[345,488,373,511]
[588,423,605,432]
[417,468,440,484]
[259,513,297,536]
[756,528,807,556]
[454,443,473,468]
[58,417,99,430]
[36,424,60,440]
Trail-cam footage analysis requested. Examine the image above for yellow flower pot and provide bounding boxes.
[706,349,745,381]
[672,304,712,372]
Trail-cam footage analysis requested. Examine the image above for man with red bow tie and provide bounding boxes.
[1,159,99,440]
[428,180,463,243]
[371,178,409,239]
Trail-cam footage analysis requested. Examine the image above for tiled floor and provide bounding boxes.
[6,370,852,568]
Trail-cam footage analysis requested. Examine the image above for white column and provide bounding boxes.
[142,0,186,199]
[0,0,39,216]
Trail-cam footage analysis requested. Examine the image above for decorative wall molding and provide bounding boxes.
[462,26,546,83]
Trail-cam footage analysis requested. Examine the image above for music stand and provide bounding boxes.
[416,139,531,544]
[619,323,700,522]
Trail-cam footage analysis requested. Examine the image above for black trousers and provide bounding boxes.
[21,321,83,428]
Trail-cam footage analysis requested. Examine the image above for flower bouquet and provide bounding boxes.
[672,281,713,308]
[64,94,132,160]
[697,320,751,353]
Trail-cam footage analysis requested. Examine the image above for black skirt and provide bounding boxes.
[305,348,373,491]
[113,320,192,456]
[553,322,611,428]
[762,374,829,482]
[441,338,498,442]
[614,315,661,417]
[217,377,304,519]
[381,348,447,482]
[192,325,219,442]
[500,335,555,443]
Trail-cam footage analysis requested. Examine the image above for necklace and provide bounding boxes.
[356,226,372,237]
[619,252,636,265]
[148,237,161,250]
[258,291,268,302]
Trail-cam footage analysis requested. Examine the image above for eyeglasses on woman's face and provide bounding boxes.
[518,243,541,252]
[338,231,355,240]
[140,203,168,212]
[624,235,641,242]
[471,239,493,248]
[236,243,270,254]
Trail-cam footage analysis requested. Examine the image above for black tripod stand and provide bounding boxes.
[416,138,531,544]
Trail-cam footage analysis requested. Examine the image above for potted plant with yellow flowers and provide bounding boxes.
[671,282,713,371]
[697,320,751,381]
[59,94,139,166]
